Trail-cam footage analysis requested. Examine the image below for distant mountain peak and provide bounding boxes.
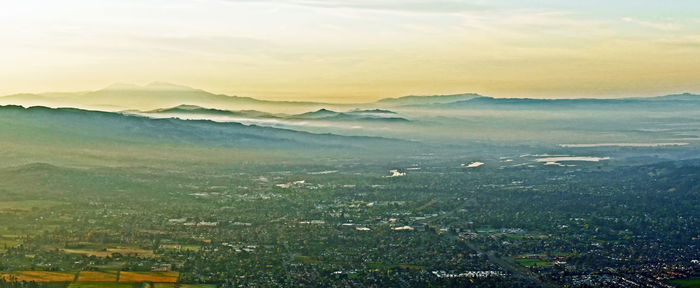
[297,108,339,117]
[171,104,207,110]
[349,109,397,114]
[148,104,226,114]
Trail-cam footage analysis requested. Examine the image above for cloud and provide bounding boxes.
[132,35,276,55]
[221,0,485,13]
[621,17,681,31]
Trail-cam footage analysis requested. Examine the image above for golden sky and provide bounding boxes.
[1,0,699,103]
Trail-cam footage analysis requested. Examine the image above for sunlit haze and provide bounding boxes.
[2,0,700,102]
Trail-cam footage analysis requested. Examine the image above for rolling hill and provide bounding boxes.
[144,106,409,123]
[373,93,483,106]
[146,104,281,118]
[425,94,700,110]
[290,109,409,122]
[0,105,417,167]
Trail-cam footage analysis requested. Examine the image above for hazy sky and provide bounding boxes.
[1,0,700,102]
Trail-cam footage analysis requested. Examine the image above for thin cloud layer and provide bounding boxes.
[222,0,485,13]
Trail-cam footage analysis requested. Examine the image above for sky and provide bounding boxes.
[1,0,700,103]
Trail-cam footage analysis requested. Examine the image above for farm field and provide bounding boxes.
[666,277,700,288]
[63,247,156,258]
[0,271,75,282]
[153,284,216,288]
[513,257,553,268]
[68,283,135,288]
[0,238,20,251]
[158,244,201,251]
[76,271,119,282]
[0,271,181,286]
[118,272,179,283]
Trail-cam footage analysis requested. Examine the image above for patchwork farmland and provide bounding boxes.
[0,271,200,287]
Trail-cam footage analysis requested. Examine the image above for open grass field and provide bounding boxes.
[0,200,67,212]
[513,258,553,268]
[153,284,216,288]
[415,199,437,211]
[119,272,179,283]
[64,247,156,258]
[0,238,20,250]
[181,245,202,251]
[159,244,201,251]
[76,271,119,282]
[69,282,136,288]
[0,271,75,282]
[503,233,548,239]
[666,277,700,288]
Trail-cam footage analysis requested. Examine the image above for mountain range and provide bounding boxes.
[424,93,700,110]
[1,82,698,114]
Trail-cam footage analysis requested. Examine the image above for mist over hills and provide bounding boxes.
[144,105,409,123]
[147,104,282,119]
[0,105,418,166]
[288,108,408,122]
[2,83,700,147]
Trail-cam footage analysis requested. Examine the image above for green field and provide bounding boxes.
[154,284,216,288]
[513,258,552,268]
[666,277,700,288]
[0,238,20,250]
[69,283,136,288]
[0,200,67,211]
